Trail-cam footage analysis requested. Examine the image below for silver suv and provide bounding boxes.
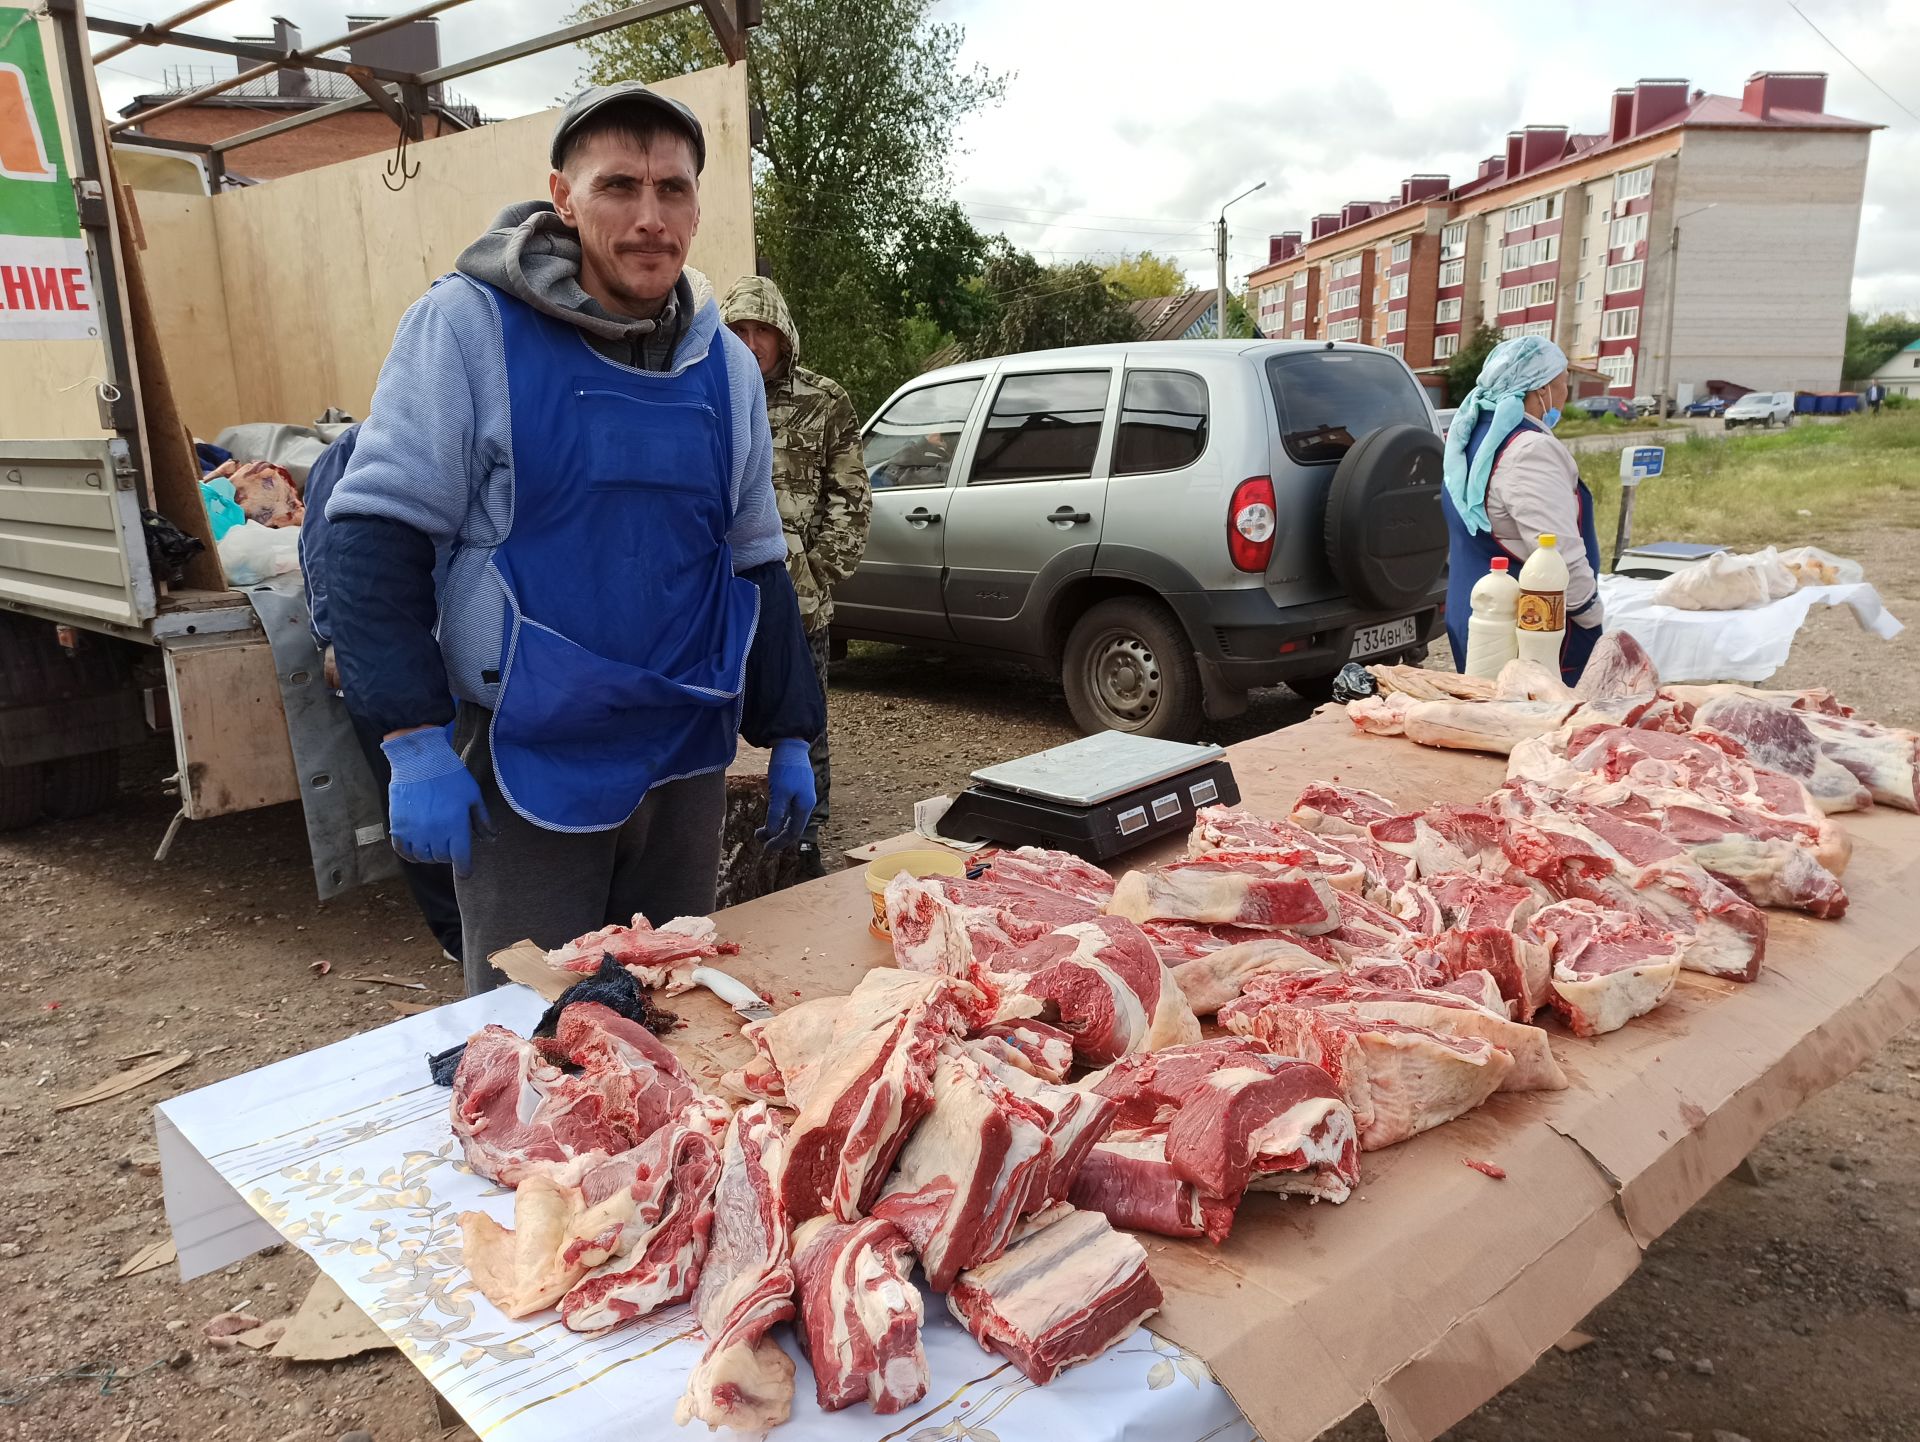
[834,340,1449,740]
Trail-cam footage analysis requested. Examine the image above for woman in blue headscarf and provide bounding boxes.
[1440,336,1604,685]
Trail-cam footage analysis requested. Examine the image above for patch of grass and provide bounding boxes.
[1578,412,1920,554]
[1552,413,1667,439]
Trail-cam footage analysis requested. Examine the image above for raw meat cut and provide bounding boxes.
[996,917,1200,1065]
[1400,698,1580,754]
[449,1006,695,1187]
[676,1102,797,1434]
[1493,657,1574,701]
[1572,631,1659,701]
[1692,696,1874,813]
[791,1216,927,1415]
[1367,802,1510,878]
[1289,782,1402,837]
[559,1110,725,1333]
[970,1046,1119,1206]
[975,847,1117,907]
[1068,1137,1236,1242]
[1166,933,1340,1017]
[1184,809,1371,892]
[1527,900,1685,1036]
[967,1020,1076,1083]
[885,870,1098,1017]
[1366,664,1499,701]
[1087,1038,1358,1207]
[724,994,843,1106]
[1218,993,1514,1150]
[1320,831,1416,897]
[946,1205,1162,1385]
[1794,708,1920,811]
[1530,723,1833,833]
[1411,924,1552,1021]
[1285,979,1566,1092]
[780,970,967,1224]
[1659,683,1849,717]
[1494,783,1767,982]
[1107,859,1341,933]
[1323,888,1415,959]
[870,1047,1056,1291]
[546,913,739,992]
[459,1172,589,1318]
[1348,691,1418,735]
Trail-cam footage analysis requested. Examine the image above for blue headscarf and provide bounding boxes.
[1442,336,1569,535]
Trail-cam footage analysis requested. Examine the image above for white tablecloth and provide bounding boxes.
[1599,574,1903,682]
[155,991,1254,1442]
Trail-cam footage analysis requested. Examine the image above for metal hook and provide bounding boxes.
[382,124,420,192]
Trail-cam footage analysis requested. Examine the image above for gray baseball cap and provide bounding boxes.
[550,81,706,173]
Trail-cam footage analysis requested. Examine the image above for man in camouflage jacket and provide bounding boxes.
[723,275,871,875]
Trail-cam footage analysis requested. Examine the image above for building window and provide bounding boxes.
[1389,273,1409,299]
[1329,285,1361,311]
[1584,193,1594,217]
[1503,236,1560,271]
[1386,309,1406,333]
[1328,319,1361,341]
[1610,212,1649,250]
[1501,320,1555,341]
[1528,279,1557,306]
[1605,260,1644,294]
[1614,166,1653,202]
[1504,199,1540,232]
[1435,297,1462,324]
[1438,258,1465,288]
[1391,238,1411,265]
[1601,306,1640,339]
[1481,260,1489,281]
[1497,284,1527,312]
[1291,299,1306,321]
[1580,236,1589,260]
[1334,256,1361,280]
[1292,329,1305,340]
[1571,323,1582,347]
[1575,279,1586,301]
[1440,221,1467,260]
[1433,332,1460,360]
[1384,342,1405,358]
[1598,350,1636,387]
[1293,273,1307,291]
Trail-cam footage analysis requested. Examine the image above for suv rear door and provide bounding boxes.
[1262,347,1437,609]
[941,368,1114,655]
[838,375,987,641]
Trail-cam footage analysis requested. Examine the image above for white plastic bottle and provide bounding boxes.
[1463,556,1521,678]
[1515,533,1571,670]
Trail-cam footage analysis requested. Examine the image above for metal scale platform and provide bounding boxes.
[935,731,1240,862]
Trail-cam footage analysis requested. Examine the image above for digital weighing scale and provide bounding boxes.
[935,732,1240,861]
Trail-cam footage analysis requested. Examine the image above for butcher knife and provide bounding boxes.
[691,965,773,1024]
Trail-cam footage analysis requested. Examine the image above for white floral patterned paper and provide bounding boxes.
[157,991,1255,1442]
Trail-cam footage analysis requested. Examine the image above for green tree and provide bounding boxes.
[1102,250,1191,301]
[968,245,1141,358]
[1844,310,1920,386]
[570,0,1006,411]
[1445,323,1504,403]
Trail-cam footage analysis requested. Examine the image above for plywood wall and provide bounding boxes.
[146,62,755,434]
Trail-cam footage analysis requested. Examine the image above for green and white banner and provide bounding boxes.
[0,7,96,341]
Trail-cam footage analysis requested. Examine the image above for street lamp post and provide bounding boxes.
[1655,202,1716,416]
[1217,181,1267,339]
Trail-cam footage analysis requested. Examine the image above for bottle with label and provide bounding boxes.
[1463,556,1521,678]
[1515,533,1570,669]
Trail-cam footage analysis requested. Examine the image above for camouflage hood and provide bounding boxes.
[721,274,799,370]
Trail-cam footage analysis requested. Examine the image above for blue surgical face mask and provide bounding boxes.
[1542,406,1562,430]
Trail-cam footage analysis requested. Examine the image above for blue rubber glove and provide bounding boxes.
[382,725,495,879]
[757,737,817,851]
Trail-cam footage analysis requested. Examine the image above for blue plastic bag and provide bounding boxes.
[199,476,245,542]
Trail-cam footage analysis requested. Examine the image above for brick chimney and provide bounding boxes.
[1609,88,1635,144]
[1520,126,1567,175]
[1310,213,1338,241]
[1631,78,1690,135]
[1742,71,1827,118]
[272,17,309,98]
[1269,233,1302,265]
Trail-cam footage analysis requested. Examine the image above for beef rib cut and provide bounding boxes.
[676,1102,797,1434]
[1068,1136,1237,1242]
[791,1216,928,1415]
[996,917,1200,1065]
[946,1205,1162,1385]
[1108,858,1342,932]
[1286,978,1566,1092]
[1527,899,1685,1036]
[1691,696,1875,813]
[1289,783,1402,837]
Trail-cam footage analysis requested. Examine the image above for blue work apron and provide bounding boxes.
[1442,414,1602,686]
[483,286,759,832]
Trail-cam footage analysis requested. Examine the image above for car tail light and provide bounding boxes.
[1227,476,1277,573]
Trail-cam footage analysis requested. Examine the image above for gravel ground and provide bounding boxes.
[0,523,1913,1442]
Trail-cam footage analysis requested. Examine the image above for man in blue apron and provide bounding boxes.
[1440,336,1604,686]
[325,84,824,993]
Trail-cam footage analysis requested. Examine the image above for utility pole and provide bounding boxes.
[1217,180,1266,338]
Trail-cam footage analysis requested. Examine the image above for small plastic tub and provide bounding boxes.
[865,848,969,941]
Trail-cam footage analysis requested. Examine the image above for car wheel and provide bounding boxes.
[1283,671,1342,705]
[0,763,39,832]
[1062,597,1202,741]
[40,750,121,820]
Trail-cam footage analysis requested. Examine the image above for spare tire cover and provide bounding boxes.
[1322,422,1447,613]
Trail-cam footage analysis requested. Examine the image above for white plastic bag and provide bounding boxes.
[1776,545,1865,587]
[218,520,302,585]
[1651,548,1796,611]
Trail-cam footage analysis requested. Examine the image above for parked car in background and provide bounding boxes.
[1723,391,1796,428]
[1571,396,1635,421]
[1631,395,1660,417]
[1684,395,1729,417]
[1432,406,1458,438]
[840,341,1450,739]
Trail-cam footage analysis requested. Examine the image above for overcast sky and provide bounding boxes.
[90,0,1918,312]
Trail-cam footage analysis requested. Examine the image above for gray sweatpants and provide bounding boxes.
[453,705,726,994]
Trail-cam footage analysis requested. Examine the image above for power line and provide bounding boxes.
[1786,1,1919,123]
